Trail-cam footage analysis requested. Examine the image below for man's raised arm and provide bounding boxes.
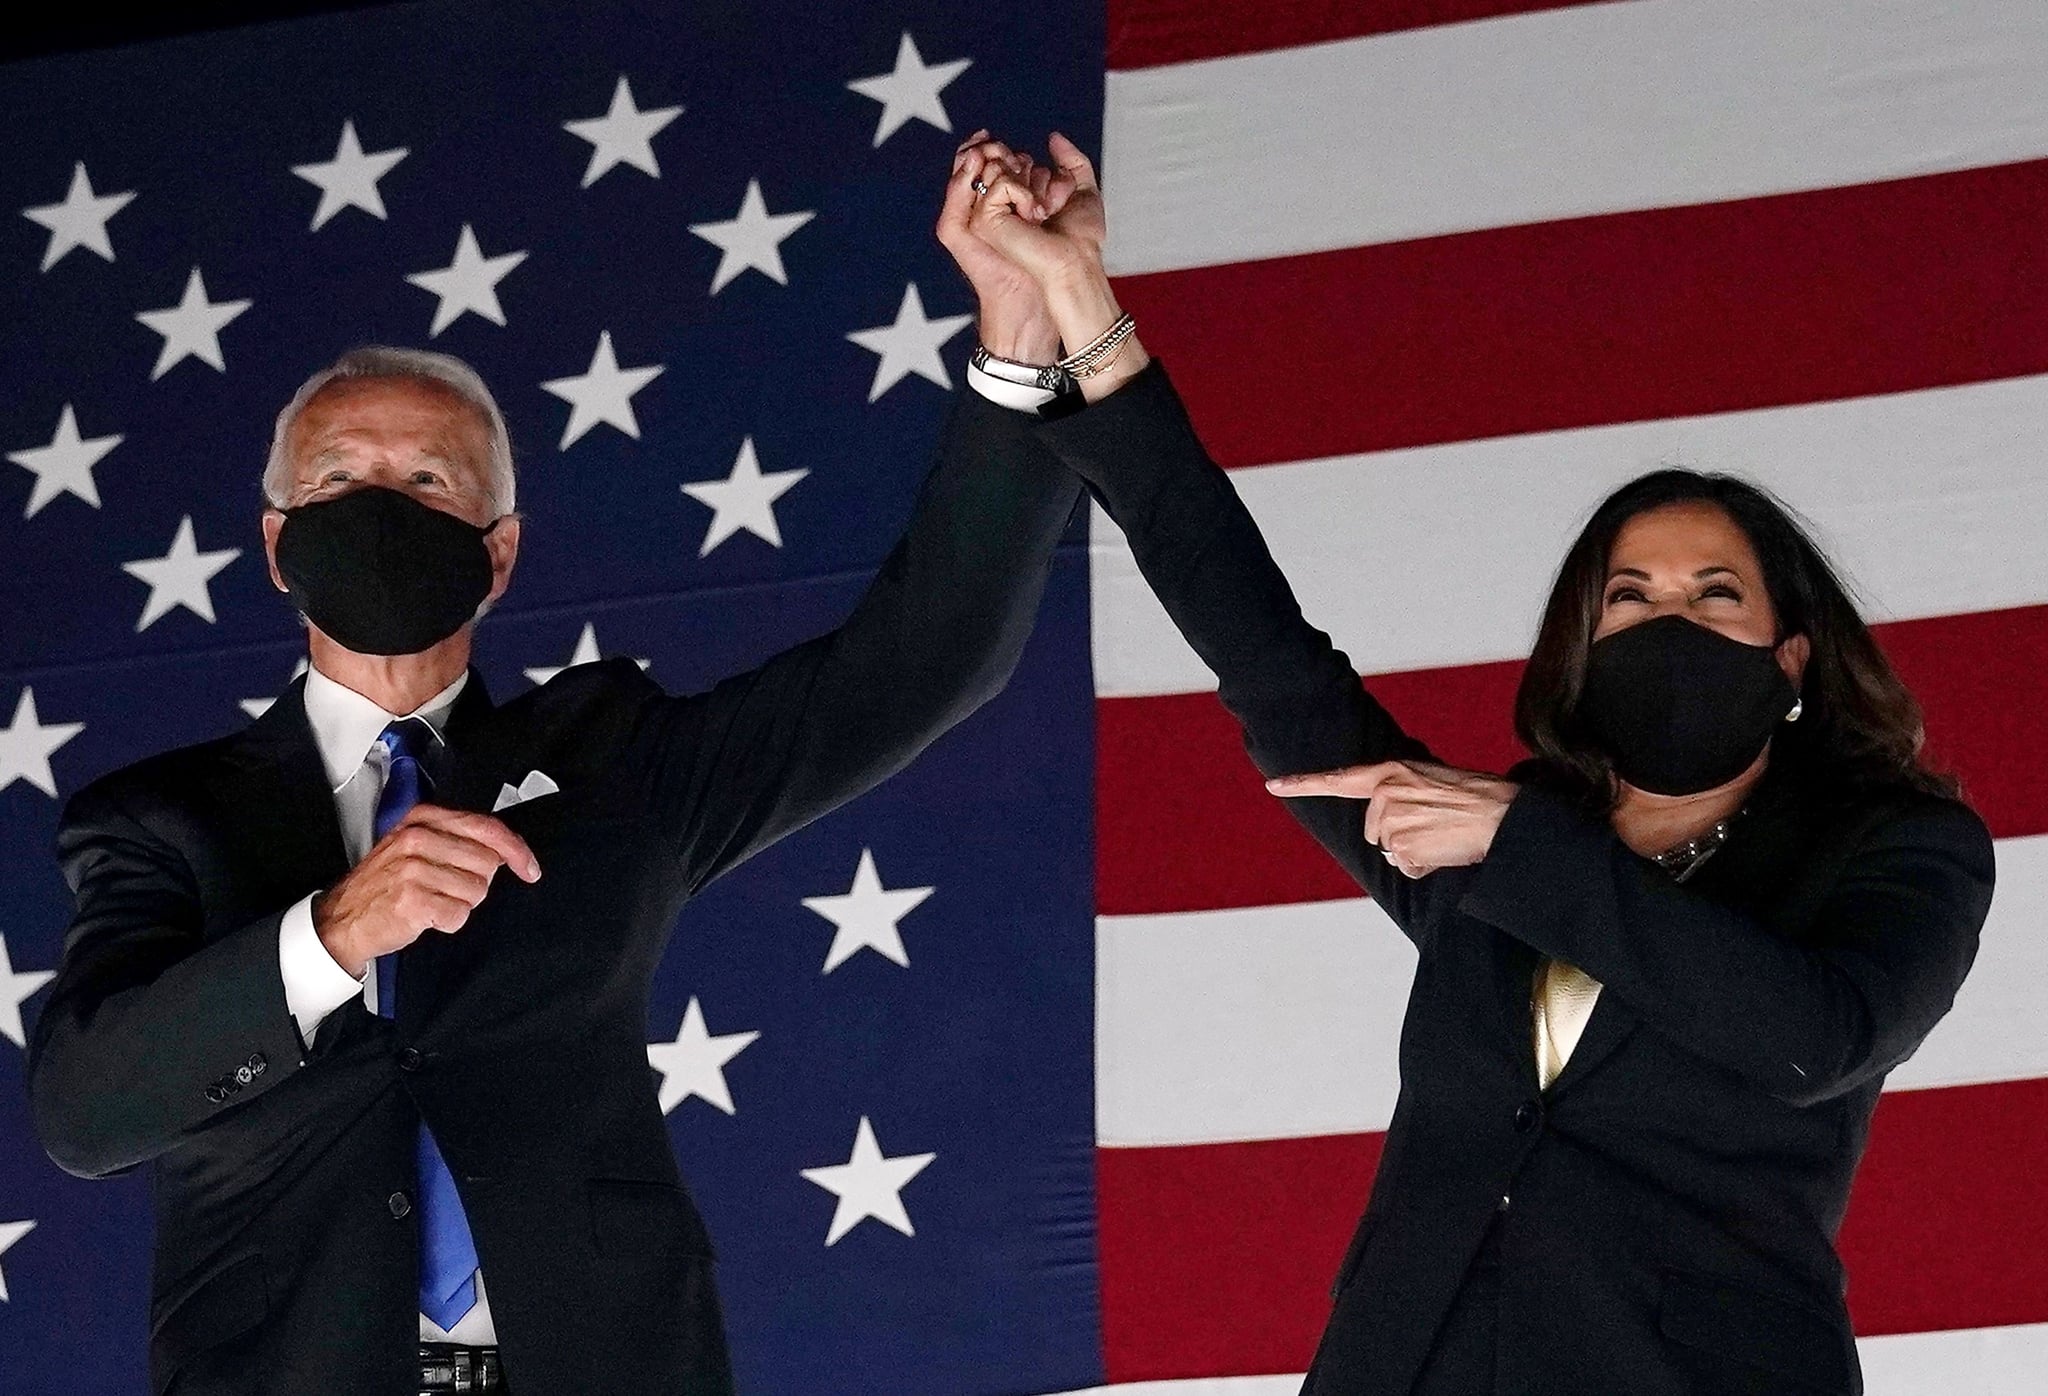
[623,137,1084,888]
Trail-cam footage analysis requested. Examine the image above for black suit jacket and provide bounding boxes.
[26,391,1080,1396]
[1033,364,1997,1396]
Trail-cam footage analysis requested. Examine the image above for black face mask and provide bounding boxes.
[1577,614,1800,796]
[274,486,498,656]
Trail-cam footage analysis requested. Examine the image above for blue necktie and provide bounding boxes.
[370,718,482,1331]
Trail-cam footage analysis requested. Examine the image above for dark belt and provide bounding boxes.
[419,1344,508,1394]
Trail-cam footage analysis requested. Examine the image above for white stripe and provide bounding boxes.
[1097,899,1411,1147]
[1097,836,2047,1148]
[1888,834,2048,1091]
[1102,0,2048,275]
[1860,1322,2048,1394]
[1091,373,2048,699]
[1047,1326,2048,1394]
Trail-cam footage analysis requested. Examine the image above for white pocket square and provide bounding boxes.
[493,769,561,811]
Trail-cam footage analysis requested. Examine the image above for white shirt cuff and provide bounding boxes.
[279,893,365,1047]
[966,359,1059,413]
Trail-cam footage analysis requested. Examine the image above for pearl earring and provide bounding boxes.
[1786,698,1804,723]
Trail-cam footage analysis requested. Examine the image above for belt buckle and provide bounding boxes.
[419,1343,501,1394]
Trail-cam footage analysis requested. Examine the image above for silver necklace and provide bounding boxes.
[1650,815,1737,883]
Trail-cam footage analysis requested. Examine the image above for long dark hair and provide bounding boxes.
[1514,470,1957,809]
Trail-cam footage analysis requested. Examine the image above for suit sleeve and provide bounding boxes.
[1461,786,1996,1105]
[28,780,310,1178]
[637,386,1083,891]
[1031,360,1451,936]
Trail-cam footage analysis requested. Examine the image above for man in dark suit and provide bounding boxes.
[26,151,1079,1392]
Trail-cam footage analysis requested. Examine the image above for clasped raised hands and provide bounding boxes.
[941,130,1105,284]
[936,128,1147,400]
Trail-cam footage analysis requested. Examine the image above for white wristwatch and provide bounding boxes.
[967,345,1071,413]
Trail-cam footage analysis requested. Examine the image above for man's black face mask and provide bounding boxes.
[1577,613,1800,797]
[274,486,499,656]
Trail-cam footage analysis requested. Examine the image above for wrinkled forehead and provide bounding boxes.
[288,375,491,477]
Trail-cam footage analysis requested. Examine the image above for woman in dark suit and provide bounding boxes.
[954,138,1998,1394]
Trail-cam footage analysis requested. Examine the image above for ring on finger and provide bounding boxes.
[971,177,989,196]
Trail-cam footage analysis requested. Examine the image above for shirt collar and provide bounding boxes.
[302,663,469,792]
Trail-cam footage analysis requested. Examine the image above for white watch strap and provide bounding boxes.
[966,359,1058,413]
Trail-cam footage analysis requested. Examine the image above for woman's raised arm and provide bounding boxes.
[956,136,1468,930]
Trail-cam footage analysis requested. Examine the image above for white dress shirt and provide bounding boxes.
[274,662,500,1345]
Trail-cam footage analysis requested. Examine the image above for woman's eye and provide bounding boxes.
[410,470,441,486]
[1605,587,1646,605]
[1700,584,1742,601]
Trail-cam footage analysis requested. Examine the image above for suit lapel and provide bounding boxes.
[220,665,503,881]
[430,669,504,815]
[1483,931,1546,1092]
[218,677,351,904]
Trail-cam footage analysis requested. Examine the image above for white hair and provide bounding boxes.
[263,346,516,513]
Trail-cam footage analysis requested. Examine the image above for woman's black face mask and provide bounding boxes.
[274,486,499,656]
[1577,614,1800,796]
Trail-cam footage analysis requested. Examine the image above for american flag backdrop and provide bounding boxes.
[2,1,2046,1394]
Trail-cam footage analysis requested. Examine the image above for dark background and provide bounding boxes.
[4,2,421,65]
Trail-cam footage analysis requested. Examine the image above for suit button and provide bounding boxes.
[234,1065,254,1085]
[205,1085,227,1103]
[1513,1100,1539,1133]
[247,1052,267,1075]
[397,1048,423,1072]
[388,1191,412,1219]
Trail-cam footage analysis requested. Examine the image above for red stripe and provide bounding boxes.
[1106,0,1617,69]
[1877,605,2048,843]
[1097,604,2048,915]
[1096,1079,2048,1382]
[1113,161,2048,469]
[1837,1078,2048,1336]
[1097,660,1526,914]
[1098,1132,1383,1382]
